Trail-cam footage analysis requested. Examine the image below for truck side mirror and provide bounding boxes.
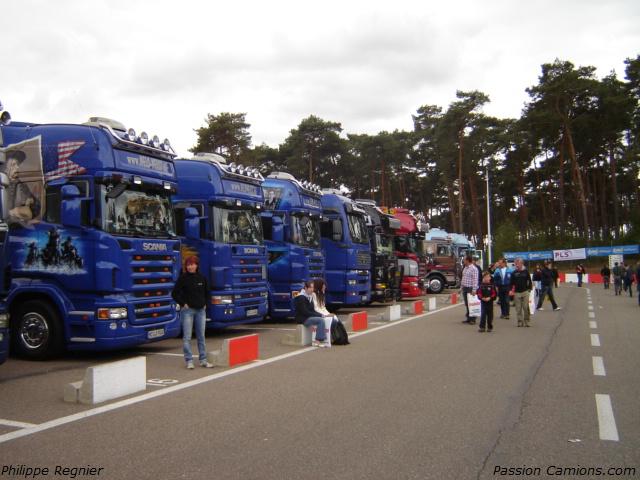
[271,215,284,243]
[184,207,200,240]
[332,219,342,242]
[61,184,82,228]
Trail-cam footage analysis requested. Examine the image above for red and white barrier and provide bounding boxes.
[208,334,260,367]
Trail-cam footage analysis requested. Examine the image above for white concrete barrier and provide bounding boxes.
[64,357,146,405]
[281,324,312,346]
[427,297,437,311]
[379,304,401,322]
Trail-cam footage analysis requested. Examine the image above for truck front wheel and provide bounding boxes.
[427,277,445,294]
[11,300,64,360]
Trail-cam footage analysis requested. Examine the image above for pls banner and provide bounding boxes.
[553,248,586,261]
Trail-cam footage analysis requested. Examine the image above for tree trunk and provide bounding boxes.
[563,123,590,244]
[609,145,619,240]
[467,172,483,239]
[447,180,457,231]
[557,143,566,238]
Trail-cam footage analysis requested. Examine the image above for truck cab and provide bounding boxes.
[172,153,268,328]
[1,116,181,359]
[383,207,425,298]
[356,199,401,303]
[261,173,324,319]
[320,190,371,307]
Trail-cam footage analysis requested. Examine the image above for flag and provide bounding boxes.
[44,141,85,181]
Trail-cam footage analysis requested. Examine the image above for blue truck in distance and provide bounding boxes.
[172,153,268,328]
[261,172,324,319]
[0,116,181,359]
[320,190,371,307]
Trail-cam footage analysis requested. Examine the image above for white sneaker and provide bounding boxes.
[537,307,544,311]
[312,340,329,348]
[200,361,214,368]
[553,307,562,311]
[186,361,195,370]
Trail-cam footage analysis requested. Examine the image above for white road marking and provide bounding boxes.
[586,288,591,294]
[0,303,461,444]
[595,394,619,441]
[0,419,37,429]
[591,334,601,347]
[145,352,183,357]
[589,321,597,329]
[587,300,593,305]
[588,305,594,311]
[592,356,606,376]
[588,312,595,318]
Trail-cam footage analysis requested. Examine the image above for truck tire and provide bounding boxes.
[427,276,445,294]
[11,300,64,360]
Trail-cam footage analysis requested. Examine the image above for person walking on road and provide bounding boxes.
[477,272,497,332]
[636,262,640,306]
[294,280,330,347]
[612,262,623,296]
[576,264,586,287]
[623,264,634,297]
[492,258,512,319]
[172,256,214,369]
[537,260,561,311]
[510,257,533,327]
[461,255,479,325]
[600,264,611,290]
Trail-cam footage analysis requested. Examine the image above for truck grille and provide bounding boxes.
[130,253,176,324]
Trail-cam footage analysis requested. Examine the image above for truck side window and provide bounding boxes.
[261,216,273,241]
[44,186,61,224]
[320,219,332,239]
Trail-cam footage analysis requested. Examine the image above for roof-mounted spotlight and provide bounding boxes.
[237,164,245,175]
[0,110,11,126]
[151,135,161,149]
[139,131,149,145]
[163,181,172,190]
[229,162,237,173]
[126,128,137,141]
[162,138,171,151]
[133,176,142,185]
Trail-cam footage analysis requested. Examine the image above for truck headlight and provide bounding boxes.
[347,280,357,286]
[212,295,233,305]
[97,308,128,320]
[0,313,9,328]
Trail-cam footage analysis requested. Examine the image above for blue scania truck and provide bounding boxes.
[261,172,324,319]
[172,153,268,328]
[320,190,371,307]
[0,116,181,359]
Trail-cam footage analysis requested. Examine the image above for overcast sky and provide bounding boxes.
[2,0,638,157]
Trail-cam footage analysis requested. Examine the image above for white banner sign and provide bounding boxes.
[553,248,586,262]
[609,254,623,269]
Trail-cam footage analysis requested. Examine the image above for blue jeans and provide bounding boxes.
[181,307,207,363]
[304,316,326,341]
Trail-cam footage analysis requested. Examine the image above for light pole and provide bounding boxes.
[485,164,492,266]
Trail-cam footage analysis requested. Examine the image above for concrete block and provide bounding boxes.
[427,297,437,311]
[340,311,368,332]
[65,357,146,405]
[380,304,401,322]
[282,324,313,347]
[402,300,424,315]
[209,334,260,367]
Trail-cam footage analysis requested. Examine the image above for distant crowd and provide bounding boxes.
[460,256,640,333]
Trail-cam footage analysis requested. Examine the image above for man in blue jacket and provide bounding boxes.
[294,280,329,347]
[492,258,513,319]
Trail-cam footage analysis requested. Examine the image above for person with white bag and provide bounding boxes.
[510,258,533,327]
[461,255,480,325]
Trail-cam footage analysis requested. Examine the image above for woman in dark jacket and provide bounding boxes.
[172,256,213,369]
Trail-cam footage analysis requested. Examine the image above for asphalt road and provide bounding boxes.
[0,285,638,480]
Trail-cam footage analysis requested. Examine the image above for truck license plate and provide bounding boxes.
[147,328,164,339]
[246,308,258,317]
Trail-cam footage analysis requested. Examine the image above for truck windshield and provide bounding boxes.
[347,213,368,244]
[212,207,263,245]
[100,185,175,237]
[291,213,320,248]
[375,233,393,255]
